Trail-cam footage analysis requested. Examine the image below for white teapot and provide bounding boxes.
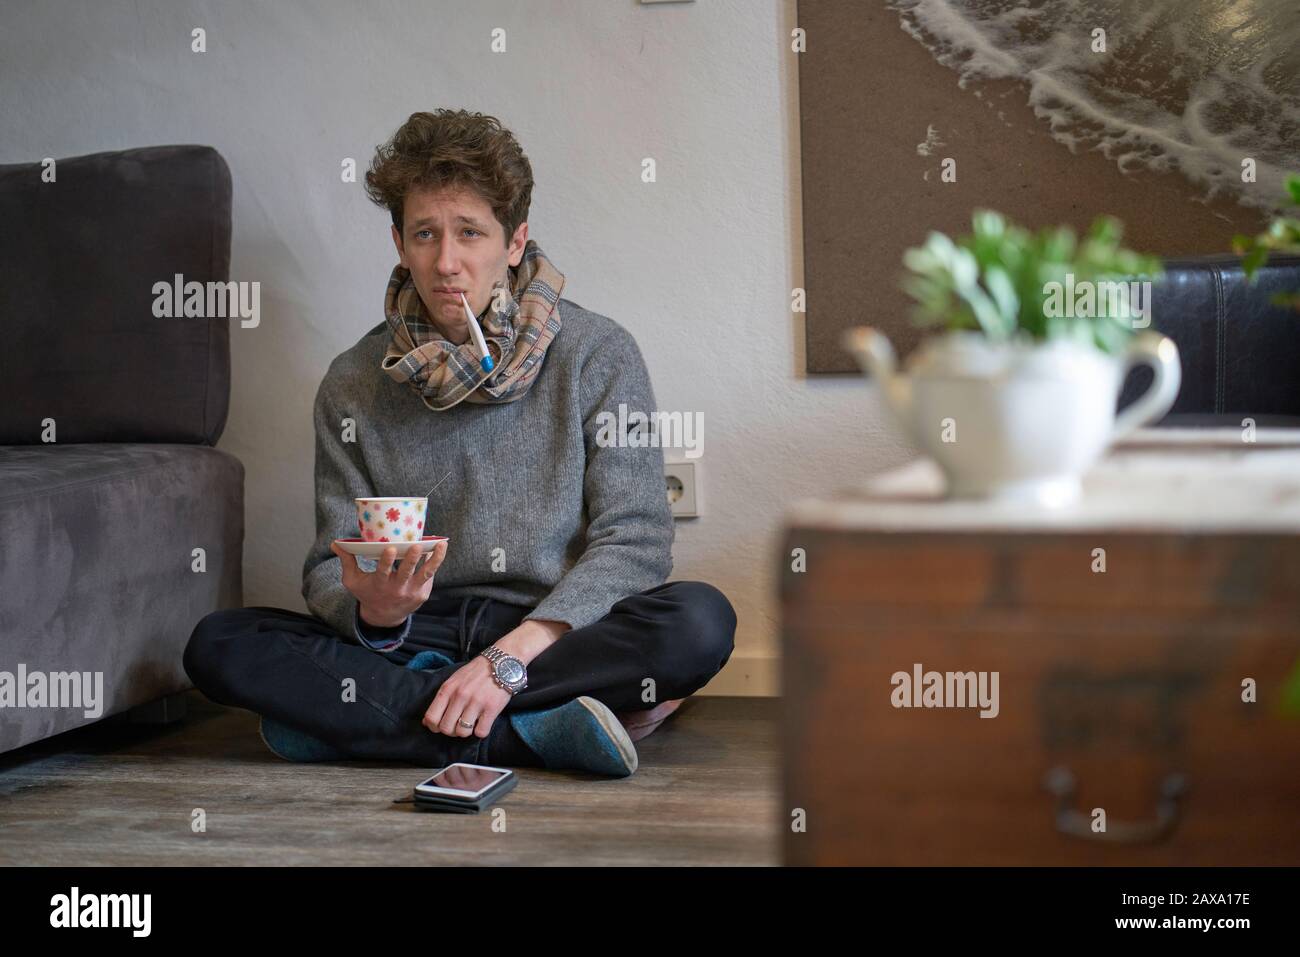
[842,327,1182,506]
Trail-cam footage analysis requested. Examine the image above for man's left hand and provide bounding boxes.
[422,618,569,739]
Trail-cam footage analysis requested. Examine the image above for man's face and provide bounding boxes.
[391,183,527,345]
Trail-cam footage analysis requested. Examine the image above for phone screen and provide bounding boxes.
[416,764,509,798]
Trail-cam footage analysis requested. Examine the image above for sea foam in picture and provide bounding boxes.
[889,0,1300,210]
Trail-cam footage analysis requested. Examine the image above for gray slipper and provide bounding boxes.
[508,696,639,777]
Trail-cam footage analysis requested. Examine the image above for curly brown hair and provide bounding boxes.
[364,109,533,247]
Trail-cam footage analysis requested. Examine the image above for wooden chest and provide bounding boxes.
[780,431,1300,865]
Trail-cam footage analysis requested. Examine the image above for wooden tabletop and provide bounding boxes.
[785,428,1300,533]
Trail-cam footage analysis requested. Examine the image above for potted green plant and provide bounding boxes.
[1233,173,1300,311]
[842,210,1182,506]
[1232,173,1300,718]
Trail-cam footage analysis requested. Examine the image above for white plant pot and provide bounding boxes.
[842,329,1182,506]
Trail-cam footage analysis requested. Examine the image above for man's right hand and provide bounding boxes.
[331,540,448,627]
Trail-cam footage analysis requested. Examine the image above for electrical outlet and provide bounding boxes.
[664,461,699,517]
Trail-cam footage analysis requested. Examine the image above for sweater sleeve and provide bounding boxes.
[522,331,675,631]
[300,374,415,644]
[353,603,412,651]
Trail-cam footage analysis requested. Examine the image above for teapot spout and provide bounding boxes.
[842,326,911,418]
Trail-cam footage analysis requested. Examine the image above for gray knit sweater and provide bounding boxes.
[301,297,675,652]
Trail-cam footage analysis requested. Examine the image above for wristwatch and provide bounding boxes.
[480,645,528,695]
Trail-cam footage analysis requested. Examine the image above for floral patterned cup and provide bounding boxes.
[354,497,428,543]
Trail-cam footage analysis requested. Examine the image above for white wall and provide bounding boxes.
[1,0,912,695]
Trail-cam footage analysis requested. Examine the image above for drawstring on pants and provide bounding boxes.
[456,595,493,661]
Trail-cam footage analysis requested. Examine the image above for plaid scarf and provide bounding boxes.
[380,239,565,411]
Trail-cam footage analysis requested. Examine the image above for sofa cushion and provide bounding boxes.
[0,444,243,753]
[0,145,232,445]
[1120,253,1300,421]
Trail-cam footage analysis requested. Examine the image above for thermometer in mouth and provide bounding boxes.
[460,292,495,373]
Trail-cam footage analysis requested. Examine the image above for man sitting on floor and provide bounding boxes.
[183,108,736,777]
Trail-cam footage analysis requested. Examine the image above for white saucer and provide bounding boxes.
[334,536,448,559]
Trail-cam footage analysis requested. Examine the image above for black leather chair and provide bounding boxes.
[0,145,244,753]
[1120,253,1300,426]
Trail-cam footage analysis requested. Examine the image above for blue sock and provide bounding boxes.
[405,650,457,671]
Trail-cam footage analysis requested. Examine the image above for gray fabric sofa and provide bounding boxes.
[0,145,243,753]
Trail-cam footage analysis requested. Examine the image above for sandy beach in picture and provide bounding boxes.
[800,0,1298,368]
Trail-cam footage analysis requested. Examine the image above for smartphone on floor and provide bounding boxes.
[413,762,517,813]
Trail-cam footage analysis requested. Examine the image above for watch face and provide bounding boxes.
[498,659,525,684]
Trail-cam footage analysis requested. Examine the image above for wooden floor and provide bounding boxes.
[0,692,780,866]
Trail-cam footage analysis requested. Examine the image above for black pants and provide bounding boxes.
[183,581,736,768]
